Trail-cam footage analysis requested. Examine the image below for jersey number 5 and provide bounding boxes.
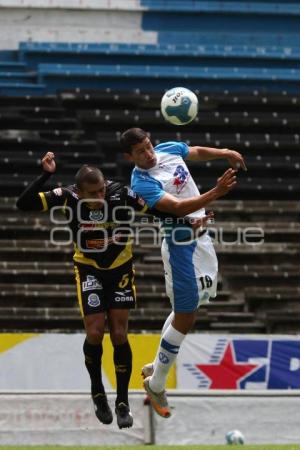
[119,273,130,289]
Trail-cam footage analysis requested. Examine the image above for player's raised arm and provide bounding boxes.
[124,185,196,224]
[187,145,247,171]
[41,151,56,173]
[16,151,58,211]
[153,168,237,216]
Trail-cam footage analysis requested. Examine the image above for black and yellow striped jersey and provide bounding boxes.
[38,180,148,270]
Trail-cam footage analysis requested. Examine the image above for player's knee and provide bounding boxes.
[86,328,104,345]
[110,328,127,346]
[173,311,197,334]
[185,313,197,331]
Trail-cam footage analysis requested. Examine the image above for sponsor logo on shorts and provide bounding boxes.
[115,290,134,302]
[88,293,101,307]
[159,352,169,364]
[82,275,103,292]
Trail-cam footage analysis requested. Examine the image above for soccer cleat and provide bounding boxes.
[141,363,154,405]
[141,362,154,379]
[143,376,171,418]
[115,402,133,429]
[92,393,113,425]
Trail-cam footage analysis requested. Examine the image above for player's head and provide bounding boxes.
[120,127,157,169]
[75,165,106,209]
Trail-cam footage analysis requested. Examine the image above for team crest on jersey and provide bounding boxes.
[89,209,104,221]
[173,165,189,193]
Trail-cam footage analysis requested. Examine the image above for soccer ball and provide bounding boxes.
[225,429,245,445]
[161,87,198,125]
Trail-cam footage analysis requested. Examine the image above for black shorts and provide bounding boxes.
[74,260,136,316]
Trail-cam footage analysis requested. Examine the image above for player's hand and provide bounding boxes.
[189,211,214,230]
[41,152,56,173]
[215,168,237,197]
[224,149,247,171]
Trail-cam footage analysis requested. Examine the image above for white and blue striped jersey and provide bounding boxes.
[131,141,218,311]
[131,141,205,214]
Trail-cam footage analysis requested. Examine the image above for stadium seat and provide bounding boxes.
[0,90,299,332]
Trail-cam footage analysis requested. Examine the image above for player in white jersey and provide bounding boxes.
[120,128,246,418]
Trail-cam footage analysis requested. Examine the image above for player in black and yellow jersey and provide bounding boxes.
[17,151,209,429]
[17,151,157,429]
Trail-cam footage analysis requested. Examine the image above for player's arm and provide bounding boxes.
[16,151,59,211]
[123,186,184,223]
[129,186,215,229]
[124,186,148,214]
[186,146,247,171]
[154,168,237,216]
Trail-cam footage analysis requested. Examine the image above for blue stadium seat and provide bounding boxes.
[18,41,300,72]
[141,1,300,15]
[0,82,45,96]
[0,62,27,72]
[39,63,300,80]
[0,73,36,83]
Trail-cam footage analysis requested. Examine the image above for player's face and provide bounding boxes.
[130,137,157,169]
[78,180,106,209]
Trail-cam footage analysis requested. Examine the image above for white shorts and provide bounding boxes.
[161,232,218,313]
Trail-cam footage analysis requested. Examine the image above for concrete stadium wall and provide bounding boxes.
[0,391,300,445]
[0,0,145,10]
[0,0,157,49]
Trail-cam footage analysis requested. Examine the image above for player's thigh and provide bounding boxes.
[161,235,218,311]
[193,234,218,303]
[74,264,107,316]
[161,239,199,312]
[105,261,136,311]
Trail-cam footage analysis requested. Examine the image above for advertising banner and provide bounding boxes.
[177,334,300,389]
[2,333,300,390]
[0,333,175,390]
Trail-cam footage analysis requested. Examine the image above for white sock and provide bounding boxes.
[149,324,185,393]
[162,311,175,335]
[152,312,175,368]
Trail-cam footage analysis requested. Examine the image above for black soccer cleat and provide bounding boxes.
[92,394,113,425]
[115,402,133,429]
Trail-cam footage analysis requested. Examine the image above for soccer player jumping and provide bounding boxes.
[16,151,214,428]
[120,128,246,418]
[16,151,149,429]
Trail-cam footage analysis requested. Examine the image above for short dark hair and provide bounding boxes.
[75,165,104,189]
[119,127,148,154]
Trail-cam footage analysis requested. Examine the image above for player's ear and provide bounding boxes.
[123,152,134,162]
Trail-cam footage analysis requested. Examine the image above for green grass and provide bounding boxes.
[1,446,300,450]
